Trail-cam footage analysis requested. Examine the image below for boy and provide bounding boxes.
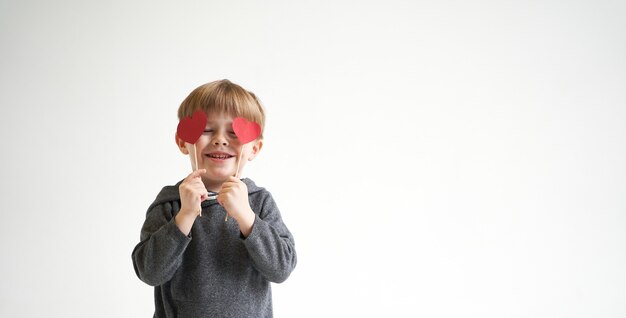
[132,80,297,318]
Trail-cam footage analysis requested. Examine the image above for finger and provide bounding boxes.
[195,187,210,199]
[187,169,207,179]
[190,179,207,188]
[219,182,235,192]
[220,183,243,195]
[182,182,205,193]
[227,176,240,182]
[219,182,233,191]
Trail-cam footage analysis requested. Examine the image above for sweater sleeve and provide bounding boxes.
[243,192,297,283]
[132,202,191,286]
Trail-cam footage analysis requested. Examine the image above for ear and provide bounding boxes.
[175,133,190,155]
[247,139,263,161]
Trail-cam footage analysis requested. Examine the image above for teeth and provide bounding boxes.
[207,154,231,159]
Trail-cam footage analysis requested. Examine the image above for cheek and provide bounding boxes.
[195,136,210,146]
[244,148,256,160]
[229,136,241,146]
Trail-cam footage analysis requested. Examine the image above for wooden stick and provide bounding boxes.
[225,144,246,222]
[194,144,198,172]
[235,143,245,179]
[193,144,202,217]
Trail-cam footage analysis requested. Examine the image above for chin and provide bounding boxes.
[204,170,233,181]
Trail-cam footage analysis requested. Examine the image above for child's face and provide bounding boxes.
[176,111,262,191]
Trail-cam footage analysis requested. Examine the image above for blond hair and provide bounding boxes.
[178,79,265,139]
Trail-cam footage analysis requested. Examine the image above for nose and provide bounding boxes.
[211,133,228,146]
[214,140,228,146]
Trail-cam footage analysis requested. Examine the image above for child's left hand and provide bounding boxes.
[217,176,254,222]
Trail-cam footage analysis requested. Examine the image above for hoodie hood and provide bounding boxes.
[147,178,265,212]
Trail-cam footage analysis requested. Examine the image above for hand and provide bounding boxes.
[217,176,254,222]
[178,169,209,218]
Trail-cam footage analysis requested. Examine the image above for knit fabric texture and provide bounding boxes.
[132,178,297,317]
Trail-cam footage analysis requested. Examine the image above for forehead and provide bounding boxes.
[205,111,234,124]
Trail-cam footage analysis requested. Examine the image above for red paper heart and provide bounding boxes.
[232,117,261,144]
[177,111,207,144]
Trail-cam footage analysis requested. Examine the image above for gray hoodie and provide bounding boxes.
[132,178,296,318]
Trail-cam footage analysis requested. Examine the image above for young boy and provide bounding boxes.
[132,80,297,318]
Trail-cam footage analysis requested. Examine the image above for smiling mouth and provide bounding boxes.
[205,153,235,160]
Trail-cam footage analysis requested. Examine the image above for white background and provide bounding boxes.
[1,0,625,317]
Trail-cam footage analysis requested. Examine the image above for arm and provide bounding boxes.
[216,178,297,283]
[132,170,207,286]
[131,202,191,286]
[242,193,297,283]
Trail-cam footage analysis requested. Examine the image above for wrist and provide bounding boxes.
[178,207,199,218]
[175,209,198,236]
[236,207,255,238]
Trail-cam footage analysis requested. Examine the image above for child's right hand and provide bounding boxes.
[178,169,209,218]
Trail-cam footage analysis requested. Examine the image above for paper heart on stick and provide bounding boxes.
[177,110,207,144]
[224,117,261,222]
[232,117,261,144]
[176,110,208,216]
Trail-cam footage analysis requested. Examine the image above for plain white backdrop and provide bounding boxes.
[1,0,625,317]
